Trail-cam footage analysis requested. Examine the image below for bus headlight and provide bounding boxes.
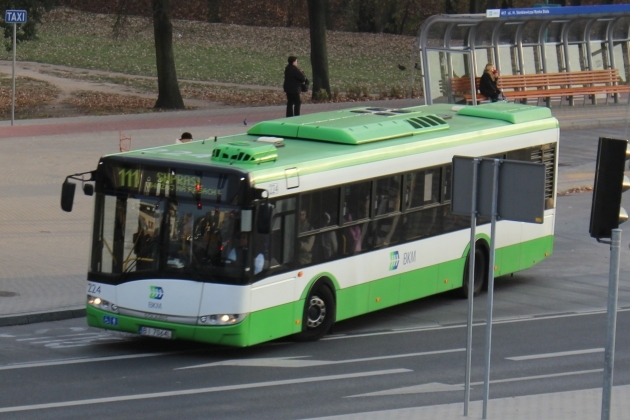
[88,296,119,313]
[197,313,247,325]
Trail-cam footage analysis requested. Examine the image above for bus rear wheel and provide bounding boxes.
[294,284,335,342]
[461,244,487,298]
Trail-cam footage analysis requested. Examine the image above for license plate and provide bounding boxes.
[139,326,172,340]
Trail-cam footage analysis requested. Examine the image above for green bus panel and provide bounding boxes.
[495,242,519,276]
[336,283,370,321]
[368,275,401,312]
[398,264,438,303]
[437,257,466,293]
[520,235,553,271]
[246,301,303,345]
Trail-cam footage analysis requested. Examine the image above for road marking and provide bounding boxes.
[0,369,411,413]
[347,382,466,396]
[16,333,98,342]
[485,369,603,384]
[346,368,603,397]
[16,337,52,341]
[324,308,630,341]
[0,352,181,371]
[175,348,465,370]
[506,348,604,361]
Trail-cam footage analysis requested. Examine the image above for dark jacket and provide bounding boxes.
[479,72,500,98]
[284,64,306,94]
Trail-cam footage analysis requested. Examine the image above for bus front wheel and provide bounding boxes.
[461,245,487,298]
[294,284,335,342]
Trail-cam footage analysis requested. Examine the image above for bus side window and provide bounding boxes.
[264,197,296,273]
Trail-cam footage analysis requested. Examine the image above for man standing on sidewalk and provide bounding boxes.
[283,56,306,117]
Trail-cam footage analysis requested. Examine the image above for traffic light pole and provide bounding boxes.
[601,228,621,420]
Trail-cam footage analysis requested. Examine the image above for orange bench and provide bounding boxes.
[445,69,630,106]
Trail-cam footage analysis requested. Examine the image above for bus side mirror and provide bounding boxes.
[83,183,94,196]
[257,202,273,234]
[61,180,76,212]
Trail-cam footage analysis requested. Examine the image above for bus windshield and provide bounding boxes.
[88,160,251,285]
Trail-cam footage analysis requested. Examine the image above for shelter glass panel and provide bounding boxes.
[589,41,607,70]
[612,17,630,41]
[612,41,629,82]
[449,24,472,48]
[589,20,610,42]
[475,48,494,76]
[498,23,519,45]
[497,46,517,75]
[522,46,539,74]
[426,50,448,103]
[473,22,495,47]
[522,21,543,44]
[545,22,565,44]
[544,43,562,73]
[566,44,585,72]
[451,53,470,79]
[428,22,449,47]
[568,19,589,43]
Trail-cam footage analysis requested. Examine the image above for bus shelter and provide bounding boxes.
[415,4,630,105]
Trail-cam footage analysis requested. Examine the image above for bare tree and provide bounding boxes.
[152,0,185,109]
[308,0,331,99]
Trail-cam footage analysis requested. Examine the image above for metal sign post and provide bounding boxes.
[452,156,546,418]
[482,160,500,419]
[463,158,480,416]
[5,10,27,126]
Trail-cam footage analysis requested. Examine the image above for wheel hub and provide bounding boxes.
[306,296,326,328]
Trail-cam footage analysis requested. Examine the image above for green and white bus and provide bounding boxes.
[61,103,558,347]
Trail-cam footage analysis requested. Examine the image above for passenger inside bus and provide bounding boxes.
[133,223,156,270]
[298,209,315,264]
[372,184,401,247]
[320,212,338,259]
[227,232,265,274]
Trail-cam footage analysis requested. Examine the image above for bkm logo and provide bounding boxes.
[389,251,399,271]
[149,286,164,300]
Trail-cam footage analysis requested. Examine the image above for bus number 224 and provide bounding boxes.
[88,283,101,294]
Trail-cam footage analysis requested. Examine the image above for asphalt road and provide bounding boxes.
[1,110,630,419]
[0,306,627,419]
[0,189,629,419]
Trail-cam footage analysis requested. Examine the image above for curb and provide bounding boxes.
[0,307,86,327]
[557,116,629,130]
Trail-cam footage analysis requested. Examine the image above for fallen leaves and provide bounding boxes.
[0,76,60,119]
[557,186,593,196]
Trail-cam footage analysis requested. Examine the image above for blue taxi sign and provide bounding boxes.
[5,10,27,24]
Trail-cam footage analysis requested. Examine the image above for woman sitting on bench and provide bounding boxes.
[480,63,502,102]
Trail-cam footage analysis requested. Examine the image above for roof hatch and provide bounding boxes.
[456,103,552,124]
[212,141,278,164]
[247,107,450,145]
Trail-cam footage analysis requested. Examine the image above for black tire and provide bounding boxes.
[294,284,335,342]
[461,244,487,299]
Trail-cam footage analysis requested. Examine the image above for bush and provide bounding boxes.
[313,89,329,102]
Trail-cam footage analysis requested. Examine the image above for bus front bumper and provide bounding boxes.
[86,306,251,347]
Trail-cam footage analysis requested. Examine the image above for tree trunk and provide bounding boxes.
[308,0,331,99]
[445,0,458,14]
[207,0,221,23]
[152,0,185,109]
[486,0,500,10]
[469,0,481,14]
